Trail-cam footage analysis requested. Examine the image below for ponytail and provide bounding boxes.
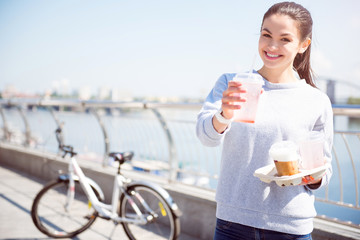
[294,42,316,87]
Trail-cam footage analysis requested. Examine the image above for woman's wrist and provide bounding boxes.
[213,110,232,134]
[214,109,233,125]
[306,179,322,189]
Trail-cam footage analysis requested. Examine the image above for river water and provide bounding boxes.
[1,106,359,225]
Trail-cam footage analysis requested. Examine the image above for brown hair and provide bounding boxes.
[262,2,316,87]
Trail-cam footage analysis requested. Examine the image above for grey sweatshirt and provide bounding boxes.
[196,72,333,235]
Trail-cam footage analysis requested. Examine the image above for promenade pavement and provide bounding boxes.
[0,164,198,240]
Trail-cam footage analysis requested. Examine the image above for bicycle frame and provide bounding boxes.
[67,156,148,225]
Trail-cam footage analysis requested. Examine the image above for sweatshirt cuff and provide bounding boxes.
[204,114,230,140]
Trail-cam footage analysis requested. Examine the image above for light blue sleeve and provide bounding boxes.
[196,74,232,147]
[307,93,334,190]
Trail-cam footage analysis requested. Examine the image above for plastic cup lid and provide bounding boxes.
[233,72,264,84]
[269,141,299,162]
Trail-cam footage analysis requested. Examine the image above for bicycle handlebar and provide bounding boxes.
[55,126,77,157]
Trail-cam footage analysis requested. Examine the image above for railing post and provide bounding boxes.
[150,107,178,182]
[48,107,62,128]
[331,145,343,203]
[48,107,65,154]
[341,133,359,208]
[16,105,31,147]
[91,108,110,167]
[0,106,11,141]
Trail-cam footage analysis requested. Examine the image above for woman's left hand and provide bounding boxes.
[300,175,322,186]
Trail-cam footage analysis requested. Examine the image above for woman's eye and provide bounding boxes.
[262,33,271,38]
[281,38,291,42]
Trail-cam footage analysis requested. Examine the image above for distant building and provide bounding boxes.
[2,84,39,99]
[2,85,17,98]
[98,86,111,100]
[111,88,133,101]
[78,86,92,100]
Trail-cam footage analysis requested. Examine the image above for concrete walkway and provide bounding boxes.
[0,164,197,240]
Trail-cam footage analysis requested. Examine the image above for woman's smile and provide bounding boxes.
[264,51,282,60]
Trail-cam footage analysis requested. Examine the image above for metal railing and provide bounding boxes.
[317,130,360,210]
[0,99,209,184]
[0,98,360,217]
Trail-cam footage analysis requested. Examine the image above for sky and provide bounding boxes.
[0,0,360,100]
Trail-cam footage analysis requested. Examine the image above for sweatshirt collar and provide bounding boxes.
[263,79,307,89]
[254,71,307,89]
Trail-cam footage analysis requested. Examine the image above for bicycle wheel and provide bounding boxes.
[31,179,99,238]
[120,184,180,240]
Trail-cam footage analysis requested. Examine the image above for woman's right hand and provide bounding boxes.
[212,81,247,133]
[221,80,247,119]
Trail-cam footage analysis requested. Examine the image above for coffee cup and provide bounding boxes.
[269,141,301,176]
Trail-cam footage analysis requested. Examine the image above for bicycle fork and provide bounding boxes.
[112,176,149,225]
[127,189,159,222]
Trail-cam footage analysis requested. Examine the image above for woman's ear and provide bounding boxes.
[299,38,311,54]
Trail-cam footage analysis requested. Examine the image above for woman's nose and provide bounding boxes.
[268,40,278,51]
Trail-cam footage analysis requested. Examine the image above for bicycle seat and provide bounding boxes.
[109,151,134,165]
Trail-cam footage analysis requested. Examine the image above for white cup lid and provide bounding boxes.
[269,141,299,162]
[232,73,264,84]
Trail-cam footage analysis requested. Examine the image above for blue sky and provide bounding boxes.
[0,0,359,99]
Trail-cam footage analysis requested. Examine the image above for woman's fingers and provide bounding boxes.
[220,81,248,117]
[222,95,247,104]
[223,82,247,100]
[301,175,321,185]
[227,82,247,93]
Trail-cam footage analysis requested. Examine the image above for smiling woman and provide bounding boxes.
[197,2,334,240]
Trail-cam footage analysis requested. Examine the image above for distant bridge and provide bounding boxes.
[318,77,360,104]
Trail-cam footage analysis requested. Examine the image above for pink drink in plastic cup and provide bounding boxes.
[231,73,264,123]
[299,131,325,170]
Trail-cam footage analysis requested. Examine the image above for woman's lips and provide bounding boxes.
[265,51,282,59]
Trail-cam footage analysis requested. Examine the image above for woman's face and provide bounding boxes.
[258,14,308,72]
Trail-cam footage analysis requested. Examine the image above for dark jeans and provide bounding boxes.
[214,218,312,240]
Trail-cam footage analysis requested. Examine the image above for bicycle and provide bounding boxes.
[31,127,181,239]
